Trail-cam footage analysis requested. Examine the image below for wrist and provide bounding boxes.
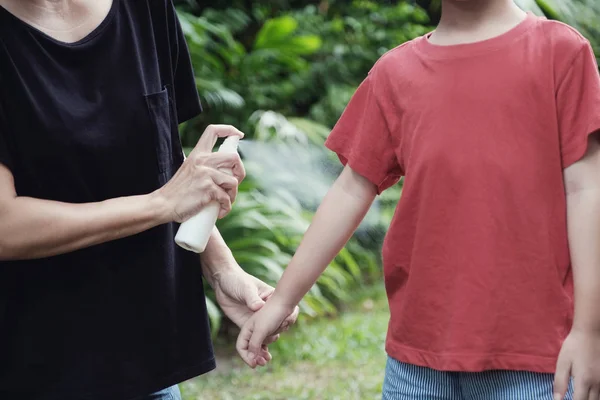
[269,290,298,315]
[147,190,172,225]
[202,258,243,288]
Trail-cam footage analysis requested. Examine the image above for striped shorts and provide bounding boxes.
[134,385,181,400]
[383,357,574,400]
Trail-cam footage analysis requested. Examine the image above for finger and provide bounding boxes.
[592,386,600,400]
[255,356,268,367]
[255,345,270,365]
[230,154,246,184]
[208,186,232,219]
[195,125,244,153]
[285,306,300,326]
[271,308,299,335]
[235,323,257,369]
[263,334,280,345]
[272,323,289,335]
[226,185,238,206]
[208,169,239,209]
[205,173,237,218]
[554,357,572,400]
[257,283,275,302]
[208,168,239,190]
[248,327,269,358]
[261,345,272,362]
[242,286,266,312]
[588,385,600,400]
[574,378,590,400]
[204,152,245,184]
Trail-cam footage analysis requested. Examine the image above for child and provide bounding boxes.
[237,0,600,399]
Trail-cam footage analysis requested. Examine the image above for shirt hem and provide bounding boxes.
[324,138,400,194]
[386,341,558,374]
[124,357,217,400]
[28,357,218,400]
[561,124,600,168]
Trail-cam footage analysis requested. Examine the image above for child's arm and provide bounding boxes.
[236,164,378,367]
[554,133,600,400]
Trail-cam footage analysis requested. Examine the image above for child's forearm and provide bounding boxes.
[567,188,600,332]
[565,135,600,333]
[270,166,378,310]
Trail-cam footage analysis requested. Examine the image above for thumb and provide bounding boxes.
[553,354,571,400]
[243,289,265,312]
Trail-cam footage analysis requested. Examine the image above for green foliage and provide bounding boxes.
[537,0,600,61]
[177,2,431,138]
[176,1,425,335]
[271,2,431,127]
[177,8,323,140]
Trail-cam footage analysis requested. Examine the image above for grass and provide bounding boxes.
[181,284,390,400]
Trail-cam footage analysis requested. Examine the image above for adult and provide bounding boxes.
[0,0,298,399]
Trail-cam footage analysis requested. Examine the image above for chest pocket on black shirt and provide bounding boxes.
[144,86,181,174]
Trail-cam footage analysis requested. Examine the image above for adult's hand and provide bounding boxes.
[212,267,299,333]
[154,125,246,223]
[211,266,299,365]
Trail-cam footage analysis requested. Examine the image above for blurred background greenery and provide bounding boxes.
[172,1,599,398]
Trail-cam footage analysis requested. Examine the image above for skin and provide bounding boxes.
[0,0,299,365]
[238,2,600,399]
[555,134,600,400]
[429,0,527,46]
[0,0,113,44]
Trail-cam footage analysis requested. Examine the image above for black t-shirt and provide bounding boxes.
[0,1,216,399]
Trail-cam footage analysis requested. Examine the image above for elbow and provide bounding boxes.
[0,218,21,261]
[0,239,12,261]
[0,202,21,261]
[0,235,18,261]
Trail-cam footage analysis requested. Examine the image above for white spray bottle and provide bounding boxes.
[175,136,241,253]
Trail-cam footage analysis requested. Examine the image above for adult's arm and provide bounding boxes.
[0,125,245,261]
[0,164,168,260]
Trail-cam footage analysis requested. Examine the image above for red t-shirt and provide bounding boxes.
[325,13,600,373]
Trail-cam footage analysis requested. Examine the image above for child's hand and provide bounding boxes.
[553,329,600,400]
[236,299,297,368]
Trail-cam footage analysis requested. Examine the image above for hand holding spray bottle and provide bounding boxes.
[175,136,241,253]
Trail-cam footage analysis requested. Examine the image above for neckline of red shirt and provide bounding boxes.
[416,12,539,60]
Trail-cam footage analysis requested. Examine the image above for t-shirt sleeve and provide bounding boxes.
[167,1,202,124]
[557,39,600,168]
[324,73,403,194]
